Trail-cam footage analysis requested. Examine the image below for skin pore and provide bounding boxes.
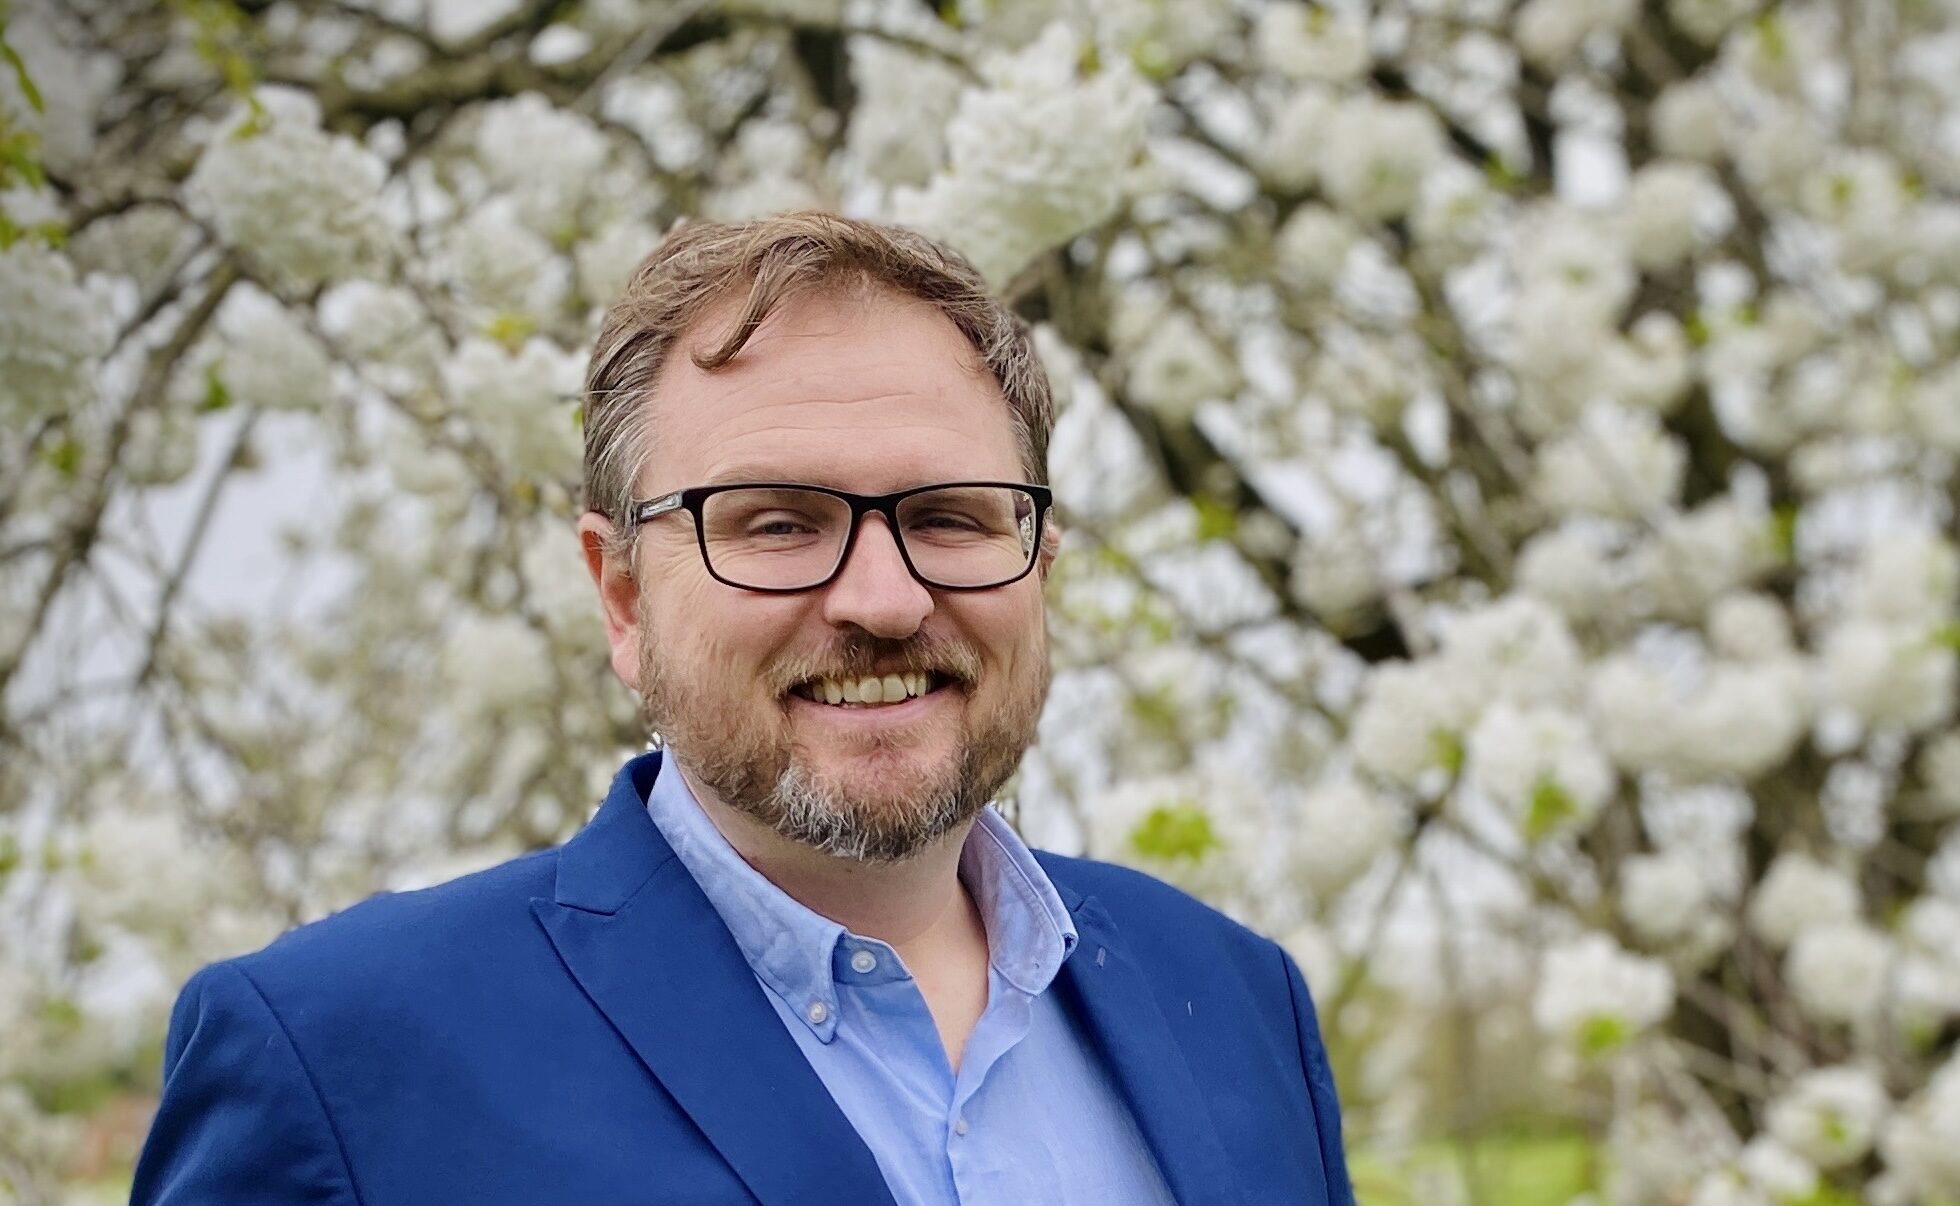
[577,283,1057,1070]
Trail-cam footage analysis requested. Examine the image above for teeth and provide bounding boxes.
[799,672,942,706]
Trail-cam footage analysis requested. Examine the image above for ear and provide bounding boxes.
[577,511,644,690]
[1036,513,1062,581]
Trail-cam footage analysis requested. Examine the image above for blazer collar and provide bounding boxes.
[1043,860,1247,1206]
[535,751,895,1206]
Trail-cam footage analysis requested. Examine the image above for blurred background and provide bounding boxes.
[3,0,1959,1201]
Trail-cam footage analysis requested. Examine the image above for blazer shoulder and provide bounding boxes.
[223,846,561,1006]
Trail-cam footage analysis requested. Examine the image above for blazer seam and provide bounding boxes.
[1278,940,1346,1200]
[222,961,370,1206]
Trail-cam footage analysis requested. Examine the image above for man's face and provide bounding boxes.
[581,287,1053,862]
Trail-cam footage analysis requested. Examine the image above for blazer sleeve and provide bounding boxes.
[130,960,361,1206]
[1280,946,1356,1206]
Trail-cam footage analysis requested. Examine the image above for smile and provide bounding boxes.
[790,672,948,707]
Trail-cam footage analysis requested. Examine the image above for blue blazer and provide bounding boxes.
[132,753,1354,1205]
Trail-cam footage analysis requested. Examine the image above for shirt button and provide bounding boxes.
[807,1000,829,1025]
[850,950,877,974]
[953,1117,969,1136]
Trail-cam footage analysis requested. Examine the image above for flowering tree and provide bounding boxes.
[4,0,1960,1200]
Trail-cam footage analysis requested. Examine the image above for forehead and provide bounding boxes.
[643,286,1024,492]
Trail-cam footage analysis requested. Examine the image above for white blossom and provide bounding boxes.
[0,13,118,175]
[440,612,555,712]
[1689,1139,1819,1206]
[1124,309,1239,421]
[1317,94,1446,222]
[1534,405,1687,521]
[1517,522,1622,624]
[1620,850,1710,943]
[1253,3,1370,83]
[1608,311,1695,415]
[1515,0,1639,67]
[1533,932,1675,1053]
[1823,620,1957,735]
[1466,703,1616,838]
[474,93,611,234]
[1666,0,1764,45]
[319,279,445,391]
[1767,1065,1890,1169]
[1786,921,1892,1025]
[1650,78,1728,162]
[1633,497,1777,621]
[441,199,570,319]
[427,0,524,47]
[186,286,335,413]
[186,94,388,289]
[1881,1053,1960,1198]
[845,37,963,187]
[1291,773,1400,896]
[441,337,582,479]
[1274,203,1359,295]
[1623,160,1731,272]
[1350,659,1481,787]
[1846,528,1960,632]
[1439,595,1587,710]
[1670,659,1811,782]
[1748,851,1861,950]
[574,218,659,308]
[1260,85,1337,193]
[894,23,1155,286]
[0,242,114,425]
[1707,592,1794,662]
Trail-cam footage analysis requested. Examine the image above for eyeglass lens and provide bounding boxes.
[698,486,1039,590]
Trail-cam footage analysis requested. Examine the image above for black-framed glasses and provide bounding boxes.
[629,481,1054,593]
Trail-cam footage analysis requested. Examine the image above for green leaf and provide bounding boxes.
[1432,729,1464,778]
[1193,495,1238,542]
[0,39,42,113]
[1525,778,1575,842]
[201,361,232,411]
[1130,802,1220,863]
[42,435,82,477]
[485,311,535,349]
[1576,1014,1628,1057]
[1932,622,1960,654]
[1768,505,1799,563]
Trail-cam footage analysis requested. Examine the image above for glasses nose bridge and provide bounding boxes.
[833,495,915,581]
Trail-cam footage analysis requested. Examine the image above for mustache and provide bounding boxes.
[768,633,982,693]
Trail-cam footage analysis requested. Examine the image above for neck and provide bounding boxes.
[678,764,977,949]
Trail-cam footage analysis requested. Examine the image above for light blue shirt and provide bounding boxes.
[644,754,1176,1206]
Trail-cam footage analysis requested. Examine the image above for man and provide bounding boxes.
[131,213,1354,1205]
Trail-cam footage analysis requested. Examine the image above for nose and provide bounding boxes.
[821,514,934,638]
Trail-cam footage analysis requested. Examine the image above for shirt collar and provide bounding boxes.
[642,749,1077,1041]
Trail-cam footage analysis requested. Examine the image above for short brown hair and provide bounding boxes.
[582,212,1055,552]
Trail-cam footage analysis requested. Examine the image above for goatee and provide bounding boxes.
[636,619,1047,863]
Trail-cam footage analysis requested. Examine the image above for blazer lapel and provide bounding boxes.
[532,754,894,1206]
[1054,890,1245,1206]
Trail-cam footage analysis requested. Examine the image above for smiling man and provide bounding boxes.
[131,214,1354,1206]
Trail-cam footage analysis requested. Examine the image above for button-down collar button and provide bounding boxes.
[850,950,877,974]
[953,1117,969,1136]
[807,1000,829,1025]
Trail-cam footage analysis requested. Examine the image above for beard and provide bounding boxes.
[635,608,1049,864]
